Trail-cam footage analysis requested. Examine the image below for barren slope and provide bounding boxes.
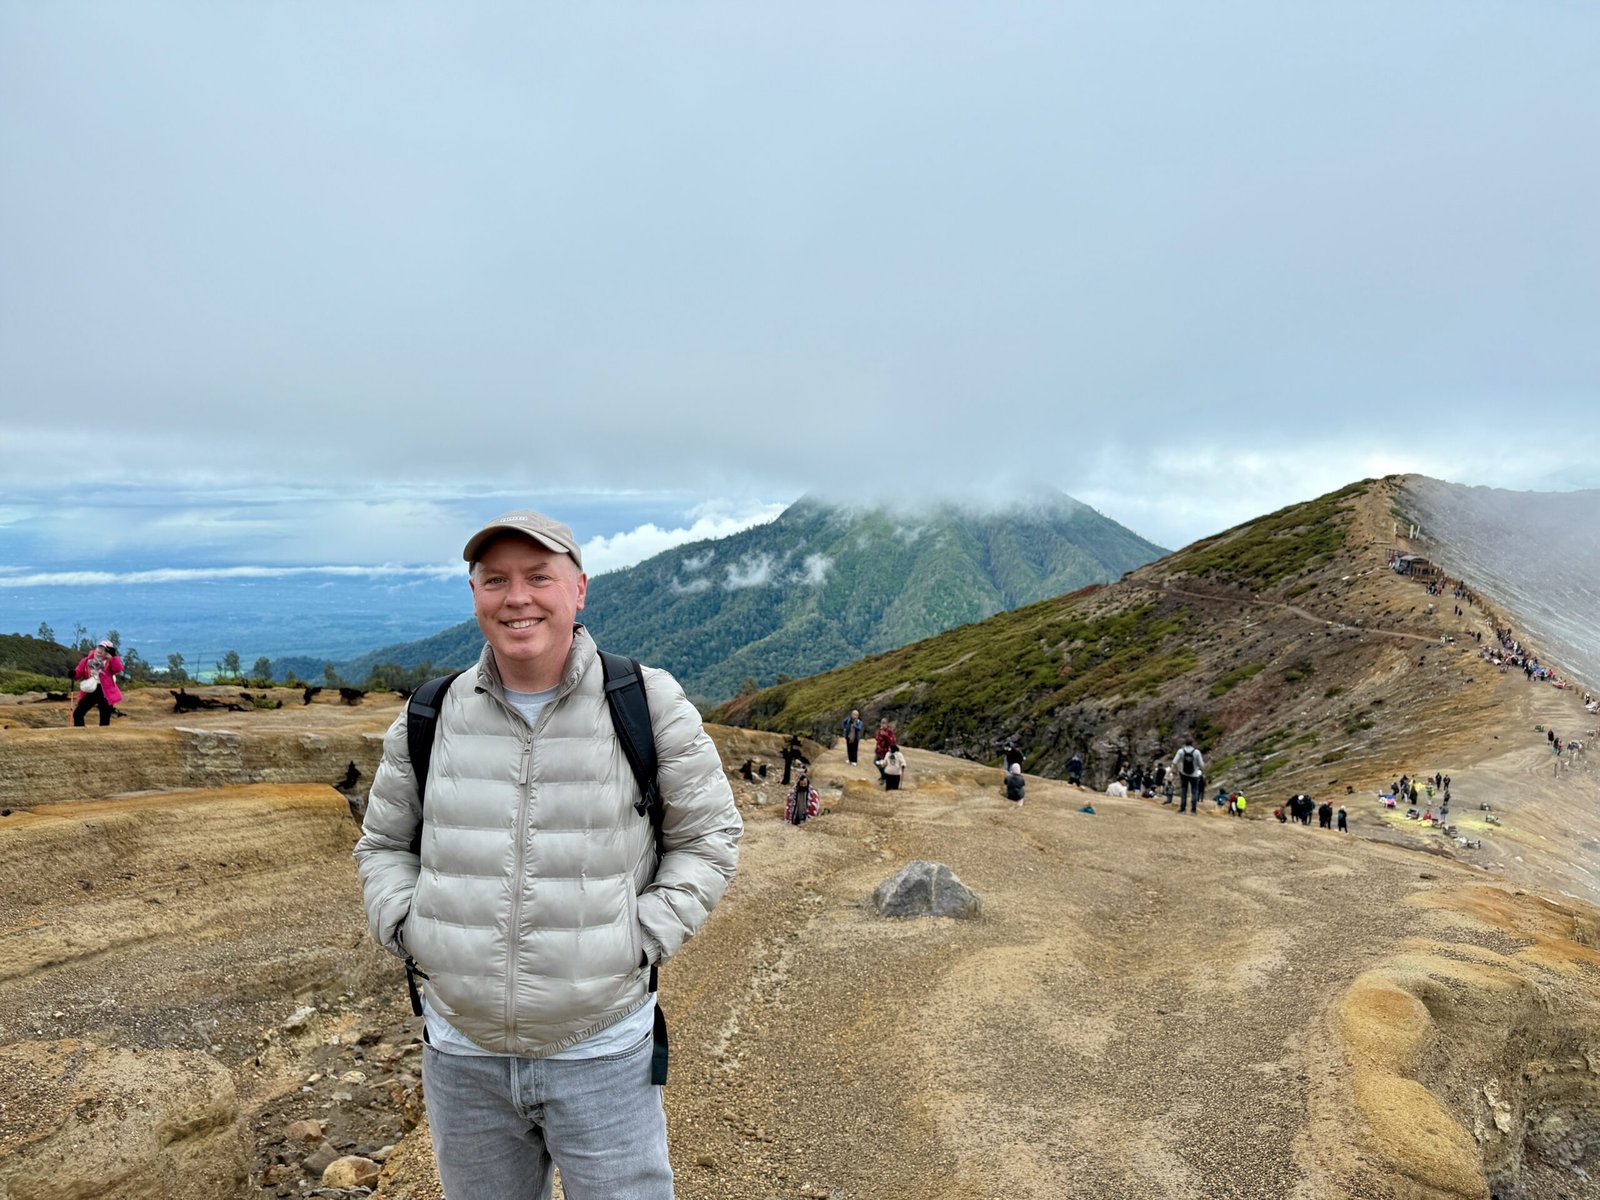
[3,707,1597,1198]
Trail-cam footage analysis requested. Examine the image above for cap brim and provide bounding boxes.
[462,527,572,564]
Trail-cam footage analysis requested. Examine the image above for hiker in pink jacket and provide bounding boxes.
[73,640,124,726]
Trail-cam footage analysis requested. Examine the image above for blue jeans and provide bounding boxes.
[1179,774,1203,812]
[421,1030,672,1199]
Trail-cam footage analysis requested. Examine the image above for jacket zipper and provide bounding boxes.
[486,663,581,1046]
[506,730,532,1042]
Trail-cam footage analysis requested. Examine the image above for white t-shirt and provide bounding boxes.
[423,683,656,1060]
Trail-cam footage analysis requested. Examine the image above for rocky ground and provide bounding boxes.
[1,658,1598,1198]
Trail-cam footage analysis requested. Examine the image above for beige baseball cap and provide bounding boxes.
[462,510,584,571]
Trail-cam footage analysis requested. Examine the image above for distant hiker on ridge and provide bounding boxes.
[1173,739,1205,814]
[840,709,863,764]
[1066,752,1085,787]
[1003,741,1024,772]
[1004,763,1025,804]
[354,508,742,1199]
[72,639,123,727]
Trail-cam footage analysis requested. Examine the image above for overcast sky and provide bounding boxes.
[3,1,1597,575]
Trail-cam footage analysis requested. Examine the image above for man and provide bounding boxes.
[840,708,863,764]
[1003,741,1024,772]
[354,510,742,1199]
[1066,751,1084,787]
[1172,739,1205,814]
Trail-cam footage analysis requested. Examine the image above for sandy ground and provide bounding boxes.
[647,742,1600,1200]
[2,634,1598,1197]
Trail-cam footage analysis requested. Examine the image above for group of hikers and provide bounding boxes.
[1274,794,1348,831]
[1481,623,1569,685]
[1379,772,1455,831]
[773,711,910,827]
[845,711,907,791]
[991,738,1214,813]
[1387,771,1451,806]
[1545,728,1583,758]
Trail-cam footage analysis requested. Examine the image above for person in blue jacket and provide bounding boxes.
[840,709,864,764]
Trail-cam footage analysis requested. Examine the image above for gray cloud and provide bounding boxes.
[2,3,1596,558]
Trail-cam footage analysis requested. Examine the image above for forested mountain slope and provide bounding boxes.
[312,491,1165,702]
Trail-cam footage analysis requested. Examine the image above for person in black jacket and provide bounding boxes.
[780,735,809,786]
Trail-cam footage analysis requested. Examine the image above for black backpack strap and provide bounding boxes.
[401,671,460,1017]
[597,649,669,1084]
[405,671,463,856]
[598,651,663,847]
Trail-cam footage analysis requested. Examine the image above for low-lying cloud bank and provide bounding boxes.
[0,563,463,588]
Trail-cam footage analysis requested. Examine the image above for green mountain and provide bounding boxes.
[308,491,1166,702]
[710,478,1440,789]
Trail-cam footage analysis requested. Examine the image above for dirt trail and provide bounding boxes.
[1149,578,1444,645]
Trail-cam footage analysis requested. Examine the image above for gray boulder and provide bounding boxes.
[872,860,981,919]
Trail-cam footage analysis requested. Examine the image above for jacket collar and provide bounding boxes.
[473,624,596,699]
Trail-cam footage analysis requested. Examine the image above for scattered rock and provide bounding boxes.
[302,1142,340,1176]
[261,1162,297,1185]
[872,860,981,919]
[321,1154,381,1188]
[285,1118,325,1145]
[283,1006,317,1031]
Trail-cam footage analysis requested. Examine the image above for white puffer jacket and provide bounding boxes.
[354,628,742,1056]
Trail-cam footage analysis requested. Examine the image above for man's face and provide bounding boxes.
[470,535,587,688]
